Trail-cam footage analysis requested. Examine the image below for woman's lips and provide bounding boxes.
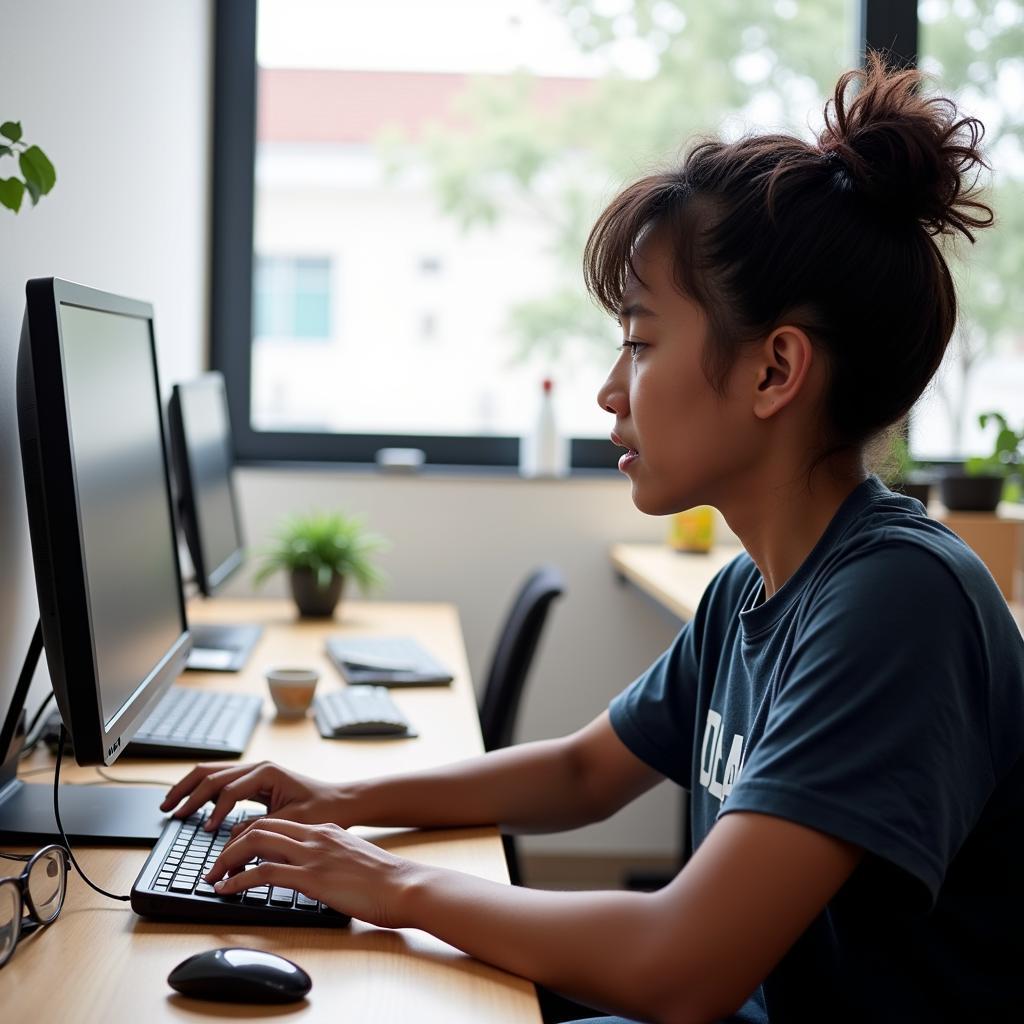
[618,449,639,472]
[611,434,639,472]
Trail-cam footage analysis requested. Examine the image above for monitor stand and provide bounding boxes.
[0,777,165,846]
[0,620,165,847]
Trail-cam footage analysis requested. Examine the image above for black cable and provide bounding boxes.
[53,726,129,902]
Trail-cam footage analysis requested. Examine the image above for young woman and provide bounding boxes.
[162,57,1024,1024]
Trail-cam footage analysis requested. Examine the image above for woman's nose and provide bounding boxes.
[597,360,628,416]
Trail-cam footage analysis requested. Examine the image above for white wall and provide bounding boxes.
[0,1,212,730]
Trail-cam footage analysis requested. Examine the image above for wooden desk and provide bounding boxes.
[611,542,1024,635]
[6,599,541,1024]
[931,504,1024,603]
[611,542,743,622]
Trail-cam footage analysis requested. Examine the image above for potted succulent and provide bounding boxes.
[253,510,388,618]
[939,411,1024,512]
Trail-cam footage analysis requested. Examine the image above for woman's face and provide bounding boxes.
[596,232,762,516]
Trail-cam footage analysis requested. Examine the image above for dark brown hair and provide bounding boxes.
[583,52,994,456]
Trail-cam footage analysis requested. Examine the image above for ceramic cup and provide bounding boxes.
[265,666,320,718]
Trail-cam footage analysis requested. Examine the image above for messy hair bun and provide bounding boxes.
[818,52,993,241]
[584,52,996,458]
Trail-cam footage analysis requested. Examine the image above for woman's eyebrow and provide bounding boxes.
[618,301,657,320]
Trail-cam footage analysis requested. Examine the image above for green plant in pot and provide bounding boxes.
[939,411,1024,512]
[253,511,388,618]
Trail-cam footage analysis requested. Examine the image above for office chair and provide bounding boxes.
[478,565,566,884]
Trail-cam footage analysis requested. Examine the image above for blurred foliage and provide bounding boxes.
[381,0,1024,449]
[253,510,389,593]
[0,121,57,213]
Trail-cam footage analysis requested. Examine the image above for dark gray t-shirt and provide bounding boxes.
[610,477,1024,1023]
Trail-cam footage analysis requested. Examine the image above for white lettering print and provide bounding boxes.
[698,708,745,804]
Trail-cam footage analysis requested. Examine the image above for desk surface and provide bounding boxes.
[611,542,744,621]
[7,599,541,1024]
[611,541,1024,634]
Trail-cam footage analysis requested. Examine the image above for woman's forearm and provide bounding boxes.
[396,864,695,1024]
[336,736,604,833]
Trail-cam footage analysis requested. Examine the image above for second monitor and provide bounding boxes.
[167,371,261,671]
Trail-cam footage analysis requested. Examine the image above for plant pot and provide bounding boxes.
[289,568,345,618]
[937,473,1004,513]
[891,477,932,506]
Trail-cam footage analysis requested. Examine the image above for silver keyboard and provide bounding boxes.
[313,685,413,737]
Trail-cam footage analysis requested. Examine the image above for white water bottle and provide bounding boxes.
[519,378,569,478]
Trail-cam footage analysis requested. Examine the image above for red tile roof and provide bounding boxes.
[257,67,595,144]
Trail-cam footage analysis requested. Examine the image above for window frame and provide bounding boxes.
[210,0,917,469]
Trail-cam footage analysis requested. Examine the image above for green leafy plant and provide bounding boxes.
[966,411,1024,502]
[253,511,388,593]
[0,121,57,213]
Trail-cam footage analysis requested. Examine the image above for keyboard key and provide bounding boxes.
[269,887,295,907]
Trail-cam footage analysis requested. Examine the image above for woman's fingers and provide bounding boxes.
[168,762,278,825]
[212,860,308,897]
[160,763,242,813]
[205,820,312,883]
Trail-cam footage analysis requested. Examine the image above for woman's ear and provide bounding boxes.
[751,326,815,420]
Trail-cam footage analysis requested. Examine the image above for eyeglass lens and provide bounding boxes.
[0,882,18,965]
[27,849,65,924]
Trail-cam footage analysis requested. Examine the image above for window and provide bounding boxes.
[213,1,901,466]
[909,0,1024,460]
[255,257,331,339]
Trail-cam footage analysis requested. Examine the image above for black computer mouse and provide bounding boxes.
[167,946,312,1003]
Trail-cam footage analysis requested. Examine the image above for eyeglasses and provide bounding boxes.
[0,845,70,968]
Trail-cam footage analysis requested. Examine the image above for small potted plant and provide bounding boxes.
[939,411,1024,512]
[253,510,388,618]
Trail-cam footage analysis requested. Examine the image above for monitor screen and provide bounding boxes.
[10,278,190,767]
[168,373,244,594]
[60,304,184,724]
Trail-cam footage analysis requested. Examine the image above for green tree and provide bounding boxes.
[920,1,1024,450]
[387,0,1022,452]
[387,0,848,371]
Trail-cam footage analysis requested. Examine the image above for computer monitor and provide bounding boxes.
[167,372,244,596]
[167,372,261,672]
[0,277,191,844]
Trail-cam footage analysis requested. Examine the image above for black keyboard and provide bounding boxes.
[126,686,263,758]
[131,807,350,927]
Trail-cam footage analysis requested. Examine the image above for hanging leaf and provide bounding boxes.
[0,177,24,212]
[0,121,23,142]
[20,146,56,195]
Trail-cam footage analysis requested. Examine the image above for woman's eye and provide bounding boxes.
[620,339,646,359]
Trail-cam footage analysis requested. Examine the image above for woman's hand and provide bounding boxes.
[204,818,418,929]
[160,761,344,835]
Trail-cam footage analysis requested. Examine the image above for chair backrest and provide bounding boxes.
[479,565,566,752]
